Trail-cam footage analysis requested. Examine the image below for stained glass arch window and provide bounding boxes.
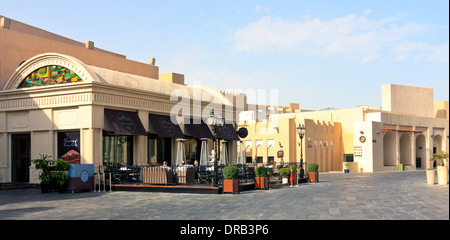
[19,65,83,88]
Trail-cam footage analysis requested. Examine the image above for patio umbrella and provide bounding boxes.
[175,139,186,166]
[200,139,209,166]
[237,141,245,165]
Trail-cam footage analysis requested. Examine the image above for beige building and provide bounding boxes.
[0,16,241,184]
[239,84,448,173]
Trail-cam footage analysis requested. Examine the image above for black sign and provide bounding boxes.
[237,127,248,138]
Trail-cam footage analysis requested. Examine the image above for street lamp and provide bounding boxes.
[297,124,306,179]
[207,111,224,187]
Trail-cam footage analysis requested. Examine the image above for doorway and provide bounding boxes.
[11,133,31,182]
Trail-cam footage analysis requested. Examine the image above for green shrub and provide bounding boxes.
[289,165,297,173]
[223,166,239,179]
[307,163,319,172]
[255,166,268,177]
[55,158,69,186]
[31,154,55,184]
[279,168,291,178]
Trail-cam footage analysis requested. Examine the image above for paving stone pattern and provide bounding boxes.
[0,171,448,220]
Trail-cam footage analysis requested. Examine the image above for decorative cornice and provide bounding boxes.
[0,82,238,120]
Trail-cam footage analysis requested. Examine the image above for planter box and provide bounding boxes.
[223,179,239,194]
[308,172,319,182]
[437,166,448,185]
[255,177,269,190]
[426,169,435,185]
[67,164,95,193]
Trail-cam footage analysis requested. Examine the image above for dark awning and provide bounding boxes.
[149,114,184,139]
[183,119,214,139]
[217,124,240,141]
[104,109,147,136]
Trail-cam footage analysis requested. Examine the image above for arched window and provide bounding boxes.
[19,65,83,88]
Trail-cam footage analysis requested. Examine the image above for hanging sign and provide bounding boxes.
[277,150,284,158]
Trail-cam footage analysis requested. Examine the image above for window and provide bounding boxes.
[103,134,133,165]
[147,136,172,166]
[19,65,83,88]
[268,156,274,164]
[57,131,80,164]
[344,154,354,162]
[246,157,252,164]
[256,157,263,163]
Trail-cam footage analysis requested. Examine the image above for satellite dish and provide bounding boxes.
[237,127,248,138]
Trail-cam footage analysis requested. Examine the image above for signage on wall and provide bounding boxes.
[359,136,366,143]
[354,146,363,157]
[277,150,284,158]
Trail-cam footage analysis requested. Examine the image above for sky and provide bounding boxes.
[1,0,449,110]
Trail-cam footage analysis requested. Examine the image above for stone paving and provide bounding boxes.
[0,171,448,220]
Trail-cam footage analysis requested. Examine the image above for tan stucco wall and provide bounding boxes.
[434,101,449,119]
[382,84,434,118]
[240,115,343,172]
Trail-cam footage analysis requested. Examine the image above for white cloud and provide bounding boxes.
[231,14,447,63]
[255,5,270,12]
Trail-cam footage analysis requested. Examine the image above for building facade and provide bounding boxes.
[0,16,241,184]
[239,85,449,173]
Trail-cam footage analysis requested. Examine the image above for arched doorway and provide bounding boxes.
[400,134,412,166]
[415,134,426,169]
[383,132,396,166]
[433,135,443,154]
[432,135,443,168]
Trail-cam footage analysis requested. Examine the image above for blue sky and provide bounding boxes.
[1,0,448,110]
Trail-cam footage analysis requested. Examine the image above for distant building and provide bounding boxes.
[239,84,448,172]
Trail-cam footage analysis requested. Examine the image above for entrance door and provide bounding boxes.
[11,134,31,182]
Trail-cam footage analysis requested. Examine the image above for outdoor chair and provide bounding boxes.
[176,166,195,185]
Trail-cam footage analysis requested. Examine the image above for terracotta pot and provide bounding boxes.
[308,172,319,182]
[223,179,239,194]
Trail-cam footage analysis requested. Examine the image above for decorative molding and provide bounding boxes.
[0,93,92,111]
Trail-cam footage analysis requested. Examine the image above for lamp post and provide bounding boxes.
[297,124,306,179]
[207,111,224,187]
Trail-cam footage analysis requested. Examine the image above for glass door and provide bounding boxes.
[11,134,31,182]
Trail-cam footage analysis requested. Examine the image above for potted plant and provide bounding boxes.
[55,158,70,193]
[222,166,239,194]
[255,166,269,190]
[307,163,319,182]
[279,168,290,184]
[426,168,435,185]
[343,162,349,173]
[31,154,55,193]
[430,152,449,185]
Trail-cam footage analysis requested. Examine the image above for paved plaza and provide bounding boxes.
[0,171,448,220]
